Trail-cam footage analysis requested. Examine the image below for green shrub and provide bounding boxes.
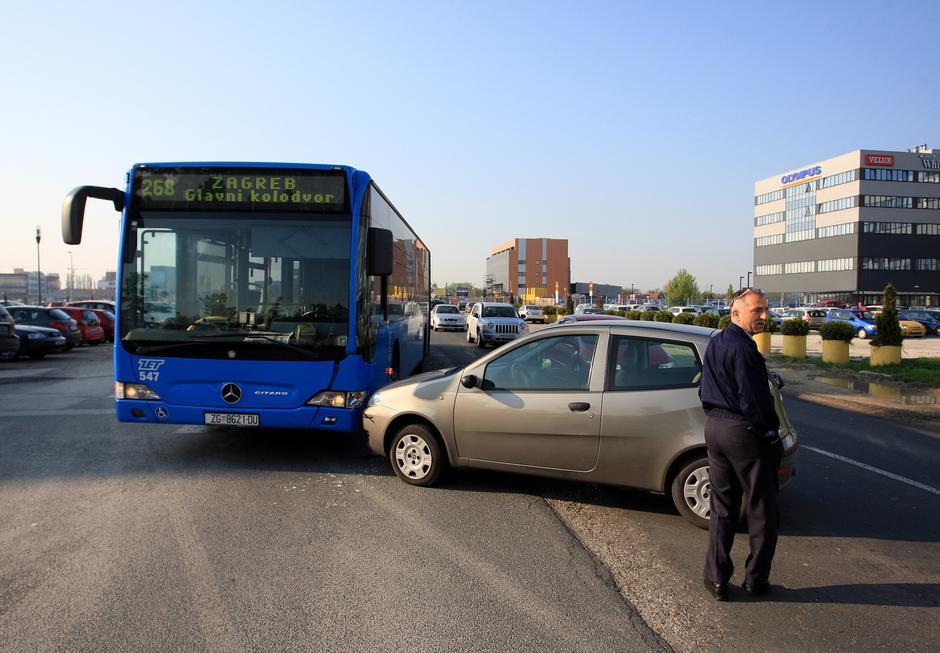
[654,311,674,323]
[763,316,778,333]
[819,321,855,342]
[640,311,656,321]
[718,315,732,330]
[871,283,903,346]
[625,310,642,320]
[543,305,557,315]
[672,312,695,325]
[781,318,810,336]
[693,312,720,328]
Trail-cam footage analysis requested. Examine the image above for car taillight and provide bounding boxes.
[50,321,65,330]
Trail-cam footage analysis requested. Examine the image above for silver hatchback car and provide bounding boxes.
[364,321,798,528]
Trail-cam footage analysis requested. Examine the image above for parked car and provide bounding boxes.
[430,304,467,331]
[898,310,940,336]
[827,309,878,339]
[0,305,20,360]
[780,308,827,330]
[518,305,546,323]
[67,299,116,313]
[702,307,730,317]
[574,307,607,315]
[363,320,798,529]
[466,302,527,348]
[91,309,116,342]
[5,305,82,350]
[59,307,105,346]
[13,324,66,359]
[899,320,927,338]
[554,313,628,325]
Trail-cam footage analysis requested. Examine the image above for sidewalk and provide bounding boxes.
[767,333,940,359]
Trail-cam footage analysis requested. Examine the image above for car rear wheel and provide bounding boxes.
[671,457,711,529]
[857,328,868,339]
[389,424,446,486]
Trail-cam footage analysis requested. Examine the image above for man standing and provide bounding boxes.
[699,287,781,601]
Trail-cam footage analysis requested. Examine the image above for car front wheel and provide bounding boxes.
[389,424,446,486]
[466,327,474,343]
[476,330,486,348]
[857,328,868,339]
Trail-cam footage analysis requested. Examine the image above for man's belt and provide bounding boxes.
[704,408,748,421]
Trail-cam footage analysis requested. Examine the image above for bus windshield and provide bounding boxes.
[120,212,352,361]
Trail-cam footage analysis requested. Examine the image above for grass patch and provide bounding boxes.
[769,355,940,387]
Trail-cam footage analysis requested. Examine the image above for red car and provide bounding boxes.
[59,307,105,346]
[90,308,115,342]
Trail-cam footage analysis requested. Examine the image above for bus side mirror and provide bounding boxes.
[62,186,125,245]
[367,227,393,276]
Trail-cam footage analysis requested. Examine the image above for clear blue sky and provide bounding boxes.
[1,0,936,293]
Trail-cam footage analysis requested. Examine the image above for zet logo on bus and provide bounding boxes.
[780,166,822,185]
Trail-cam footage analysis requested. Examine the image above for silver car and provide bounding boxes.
[364,321,798,528]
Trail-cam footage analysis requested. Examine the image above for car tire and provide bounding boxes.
[476,330,486,348]
[857,328,867,339]
[389,423,446,486]
[466,327,474,343]
[28,352,46,359]
[63,344,74,351]
[670,457,712,530]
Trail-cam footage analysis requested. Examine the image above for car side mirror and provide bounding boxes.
[460,374,479,389]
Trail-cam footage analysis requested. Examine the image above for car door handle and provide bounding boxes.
[568,402,590,412]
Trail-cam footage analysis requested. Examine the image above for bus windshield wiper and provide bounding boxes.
[130,330,324,360]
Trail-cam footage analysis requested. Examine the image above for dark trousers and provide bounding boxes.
[703,415,781,586]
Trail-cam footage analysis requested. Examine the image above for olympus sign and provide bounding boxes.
[780,165,822,185]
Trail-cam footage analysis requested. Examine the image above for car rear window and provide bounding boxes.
[49,309,72,320]
[808,310,826,317]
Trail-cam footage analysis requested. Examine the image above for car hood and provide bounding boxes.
[373,367,462,403]
[15,325,63,336]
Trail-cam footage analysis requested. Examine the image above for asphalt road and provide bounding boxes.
[1,330,938,652]
[0,343,664,653]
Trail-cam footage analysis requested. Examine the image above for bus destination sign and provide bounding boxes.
[133,168,347,212]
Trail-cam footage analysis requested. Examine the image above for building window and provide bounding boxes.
[817,222,855,238]
[915,258,938,271]
[755,234,784,247]
[755,211,785,226]
[861,258,911,270]
[784,261,814,274]
[862,168,915,182]
[862,195,913,209]
[862,222,912,234]
[819,169,857,188]
[756,264,783,276]
[816,257,854,272]
[917,197,940,209]
[915,223,940,235]
[755,189,785,205]
[918,170,940,183]
[817,196,857,214]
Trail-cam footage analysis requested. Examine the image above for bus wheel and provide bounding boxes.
[390,424,446,486]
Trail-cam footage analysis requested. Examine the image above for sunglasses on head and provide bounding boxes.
[731,287,765,305]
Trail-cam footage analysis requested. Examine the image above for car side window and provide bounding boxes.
[483,334,598,391]
[608,335,702,391]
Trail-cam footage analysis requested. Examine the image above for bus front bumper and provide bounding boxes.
[116,399,364,432]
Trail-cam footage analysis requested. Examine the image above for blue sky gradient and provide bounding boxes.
[1,1,937,292]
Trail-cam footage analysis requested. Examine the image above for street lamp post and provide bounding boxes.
[67,250,74,302]
[739,275,744,290]
[747,271,752,288]
[35,227,42,305]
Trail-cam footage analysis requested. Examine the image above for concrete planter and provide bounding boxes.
[782,335,807,358]
[870,344,902,366]
[821,340,849,364]
[753,332,771,355]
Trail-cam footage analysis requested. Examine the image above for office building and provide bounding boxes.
[754,146,940,306]
[486,238,570,302]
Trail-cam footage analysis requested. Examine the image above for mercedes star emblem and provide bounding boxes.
[221,383,242,404]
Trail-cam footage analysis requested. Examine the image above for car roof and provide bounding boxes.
[479,302,514,307]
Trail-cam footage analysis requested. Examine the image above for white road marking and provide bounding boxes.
[0,409,114,417]
[174,425,205,434]
[803,445,940,496]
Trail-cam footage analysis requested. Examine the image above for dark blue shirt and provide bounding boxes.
[699,323,779,433]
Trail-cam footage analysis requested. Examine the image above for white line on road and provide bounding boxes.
[803,445,940,496]
[174,425,204,434]
[0,409,114,417]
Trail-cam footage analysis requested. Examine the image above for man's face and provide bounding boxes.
[732,292,768,335]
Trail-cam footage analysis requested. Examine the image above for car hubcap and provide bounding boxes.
[683,467,711,519]
[395,434,432,480]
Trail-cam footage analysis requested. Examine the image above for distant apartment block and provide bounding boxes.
[485,238,570,301]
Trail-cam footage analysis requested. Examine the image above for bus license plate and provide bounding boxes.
[204,412,260,427]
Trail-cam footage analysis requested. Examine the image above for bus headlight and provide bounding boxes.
[307,390,368,409]
[116,381,161,400]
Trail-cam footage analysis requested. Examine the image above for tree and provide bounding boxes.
[726,284,735,304]
[664,269,700,306]
[871,283,903,346]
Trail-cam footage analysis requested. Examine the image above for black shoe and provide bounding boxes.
[703,578,728,601]
[742,580,770,595]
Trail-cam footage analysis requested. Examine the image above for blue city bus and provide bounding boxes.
[62,163,429,431]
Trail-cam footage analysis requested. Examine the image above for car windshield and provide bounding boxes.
[436,306,459,314]
[525,306,540,311]
[482,306,518,318]
[49,309,71,320]
[903,311,930,319]
[853,311,876,320]
[120,212,352,361]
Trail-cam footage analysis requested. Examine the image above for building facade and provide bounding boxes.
[485,238,570,302]
[754,146,940,307]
